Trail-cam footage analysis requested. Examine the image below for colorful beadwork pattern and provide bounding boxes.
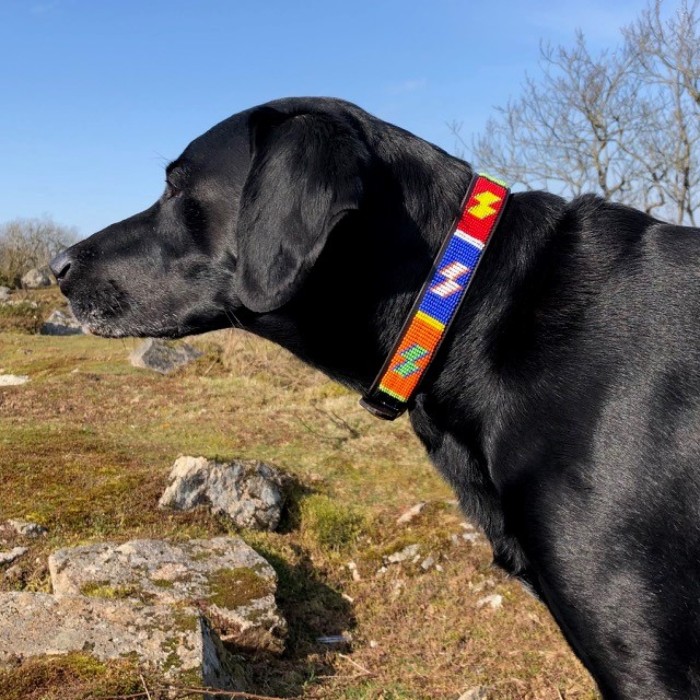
[360,174,509,420]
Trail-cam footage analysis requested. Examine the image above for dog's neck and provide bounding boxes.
[245,144,567,433]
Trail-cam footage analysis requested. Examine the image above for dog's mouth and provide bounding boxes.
[63,279,181,339]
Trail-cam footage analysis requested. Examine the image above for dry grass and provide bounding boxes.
[0,292,599,699]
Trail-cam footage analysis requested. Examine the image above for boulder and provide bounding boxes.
[40,309,83,336]
[21,268,51,289]
[0,592,244,688]
[159,456,288,531]
[129,338,202,374]
[49,536,286,652]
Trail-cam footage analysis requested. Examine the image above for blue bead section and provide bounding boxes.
[418,237,482,326]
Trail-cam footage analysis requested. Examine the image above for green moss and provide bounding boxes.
[171,605,199,633]
[151,577,175,589]
[0,652,141,700]
[207,566,274,609]
[300,494,366,552]
[80,581,140,599]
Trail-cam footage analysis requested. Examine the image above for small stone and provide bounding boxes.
[0,548,27,566]
[458,687,489,700]
[40,309,83,336]
[420,556,435,571]
[385,544,420,565]
[0,287,10,302]
[476,594,503,611]
[21,268,51,289]
[159,456,288,531]
[7,520,47,538]
[369,640,378,649]
[375,566,387,577]
[396,502,425,525]
[0,375,29,387]
[450,534,461,545]
[129,338,202,374]
[435,564,444,572]
[347,561,361,582]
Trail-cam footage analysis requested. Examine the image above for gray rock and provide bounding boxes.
[159,456,288,531]
[420,556,435,571]
[0,592,244,688]
[40,309,83,336]
[6,520,47,538]
[21,268,51,289]
[0,287,10,302]
[49,536,286,652]
[0,547,27,566]
[0,375,29,387]
[129,338,202,374]
[385,544,420,565]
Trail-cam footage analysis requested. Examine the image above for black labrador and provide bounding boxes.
[50,97,700,699]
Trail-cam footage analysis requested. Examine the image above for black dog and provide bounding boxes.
[50,97,700,699]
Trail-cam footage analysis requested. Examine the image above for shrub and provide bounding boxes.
[0,217,77,288]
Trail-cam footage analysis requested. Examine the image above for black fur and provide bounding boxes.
[51,97,700,699]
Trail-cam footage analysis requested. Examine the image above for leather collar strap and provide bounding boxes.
[360,173,509,420]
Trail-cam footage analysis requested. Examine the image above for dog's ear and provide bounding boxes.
[235,107,369,313]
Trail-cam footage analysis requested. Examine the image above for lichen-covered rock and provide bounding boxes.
[48,537,286,652]
[21,268,51,289]
[0,592,244,688]
[129,338,201,374]
[159,456,288,531]
[40,309,83,336]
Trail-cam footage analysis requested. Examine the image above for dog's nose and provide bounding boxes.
[49,250,72,283]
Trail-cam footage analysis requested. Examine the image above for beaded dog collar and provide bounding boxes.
[360,173,509,420]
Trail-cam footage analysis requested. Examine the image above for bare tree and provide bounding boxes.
[0,217,77,288]
[469,0,700,225]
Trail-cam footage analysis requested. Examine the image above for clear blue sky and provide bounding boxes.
[1,0,652,238]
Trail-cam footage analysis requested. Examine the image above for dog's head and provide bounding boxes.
[51,98,373,338]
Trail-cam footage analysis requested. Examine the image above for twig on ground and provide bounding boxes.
[139,673,153,700]
[337,653,373,676]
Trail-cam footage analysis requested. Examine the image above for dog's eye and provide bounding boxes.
[164,181,181,200]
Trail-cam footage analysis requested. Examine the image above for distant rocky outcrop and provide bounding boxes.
[40,309,83,336]
[159,456,289,531]
[129,339,202,374]
[0,536,286,689]
[21,268,51,289]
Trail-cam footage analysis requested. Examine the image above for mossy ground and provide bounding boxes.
[0,291,599,699]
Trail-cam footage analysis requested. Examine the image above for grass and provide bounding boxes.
[0,290,600,699]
